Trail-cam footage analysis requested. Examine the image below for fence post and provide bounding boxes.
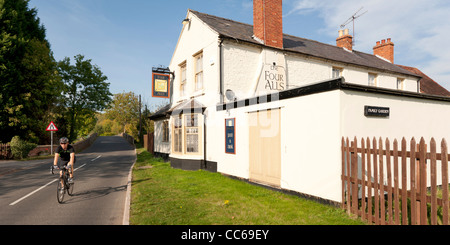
[352,137,358,215]
[393,139,400,225]
[366,137,373,224]
[361,138,366,222]
[401,138,408,225]
[442,139,449,225]
[419,138,427,225]
[386,138,393,225]
[410,138,417,225]
[430,138,437,225]
[346,137,351,214]
[379,137,385,225]
[341,137,346,209]
[373,137,379,225]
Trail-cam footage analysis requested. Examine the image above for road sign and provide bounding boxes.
[46,121,58,131]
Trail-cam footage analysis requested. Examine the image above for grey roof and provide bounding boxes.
[191,10,419,78]
[149,103,171,120]
[168,98,205,114]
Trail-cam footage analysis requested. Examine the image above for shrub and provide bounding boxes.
[9,136,37,159]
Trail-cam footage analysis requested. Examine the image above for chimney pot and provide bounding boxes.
[373,38,394,63]
[336,28,353,51]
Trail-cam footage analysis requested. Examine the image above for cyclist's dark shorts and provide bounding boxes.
[60,157,76,168]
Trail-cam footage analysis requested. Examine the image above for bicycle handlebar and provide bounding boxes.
[51,165,72,175]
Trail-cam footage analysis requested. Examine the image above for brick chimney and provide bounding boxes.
[253,0,283,49]
[336,29,353,51]
[373,38,394,63]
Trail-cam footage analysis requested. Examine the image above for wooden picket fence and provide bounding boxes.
[0,143,12,160]
[341,137,449,225]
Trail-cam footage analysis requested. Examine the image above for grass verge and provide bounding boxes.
[130,148,365,225]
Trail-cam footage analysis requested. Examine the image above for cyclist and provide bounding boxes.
[53,137,76,184]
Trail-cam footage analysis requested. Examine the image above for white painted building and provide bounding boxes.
[150,0,450,204]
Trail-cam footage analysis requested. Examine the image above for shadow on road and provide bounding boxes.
[61,185,127,204]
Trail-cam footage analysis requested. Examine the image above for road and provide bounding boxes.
[0,136,135,225]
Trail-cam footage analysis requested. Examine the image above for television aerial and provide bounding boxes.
[340,7,368,47]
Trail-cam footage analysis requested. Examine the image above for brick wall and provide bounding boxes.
[373,39,394,63]
[253,0,283,49]
[28,133,98,157]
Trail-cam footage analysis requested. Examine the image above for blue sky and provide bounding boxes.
[29,0,450,111]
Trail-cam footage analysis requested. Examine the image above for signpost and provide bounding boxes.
[46,121,58,154]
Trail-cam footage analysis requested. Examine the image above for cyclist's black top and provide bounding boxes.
[55,144,76,163]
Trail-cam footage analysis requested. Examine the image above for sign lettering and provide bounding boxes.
[364,106,390,117]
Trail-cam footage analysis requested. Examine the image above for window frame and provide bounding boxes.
[194,52,203,91]
[179,61,187,97]
[332,67,343,79]
[172,115,183,153]
[162,120,169,142]
[397,78,405,90]
[185,114,200,154]
[368,73,378,87]
[171,113,202,156]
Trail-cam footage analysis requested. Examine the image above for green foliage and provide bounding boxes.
[57,55,112,141]
[0,0,61,144]
[131,149,365,225]
[105,92,140,138]
[9,136,37,159]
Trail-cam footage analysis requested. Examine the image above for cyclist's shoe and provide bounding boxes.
[68,178,74,184]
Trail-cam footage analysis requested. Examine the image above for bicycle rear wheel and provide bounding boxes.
[57,180,65,203]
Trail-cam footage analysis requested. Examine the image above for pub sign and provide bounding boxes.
[152,73,170,98]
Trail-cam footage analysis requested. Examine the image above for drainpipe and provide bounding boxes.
[219,37,224,104]
[203,109,207,170]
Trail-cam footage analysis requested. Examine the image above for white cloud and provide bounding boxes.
[289,0,450,90]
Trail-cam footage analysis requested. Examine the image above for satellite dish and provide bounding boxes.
[225,89,236,101]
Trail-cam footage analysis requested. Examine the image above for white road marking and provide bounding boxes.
[9,163,87,206]
[91,155,102,162]
[9,179,57,206]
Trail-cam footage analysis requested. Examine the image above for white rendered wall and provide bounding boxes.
[154,120,171,154]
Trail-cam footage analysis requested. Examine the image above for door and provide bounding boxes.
[248,108,281,187]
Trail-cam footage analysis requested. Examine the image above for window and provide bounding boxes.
[180,62,187,96]
[194,52,203,90]
[172,113,202,155]
[368,73,377,86]
[185,114,199,153]
[332,67,343,79]
[162,120,169,142]
[173,115,183,153]
[397,78,404,90]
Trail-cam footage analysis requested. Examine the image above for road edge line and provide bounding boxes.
[122,148,136,225]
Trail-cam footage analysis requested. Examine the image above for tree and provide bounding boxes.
[0,0,61,143]
[105,92,140,139]
[57,55,112,141]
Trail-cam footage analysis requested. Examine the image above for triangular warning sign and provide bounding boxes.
[46,121,58,131]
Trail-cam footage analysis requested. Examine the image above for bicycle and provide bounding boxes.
[51,165,74,203]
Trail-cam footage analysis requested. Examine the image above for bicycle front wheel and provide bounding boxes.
[67,182,74,196]
[57,180,65,203]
